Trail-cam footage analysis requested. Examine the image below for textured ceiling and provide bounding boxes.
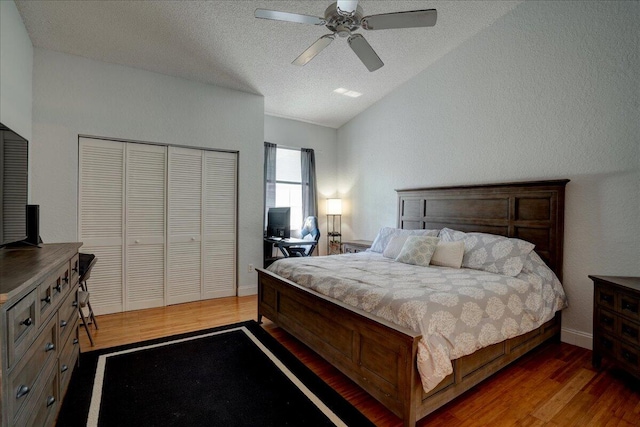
[15,1,520,128]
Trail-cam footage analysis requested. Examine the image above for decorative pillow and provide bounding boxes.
[382,235,409,259]
[439,228,535,277]
[395,236,439,267]
[370,227,439,253]
[430,241,465,268]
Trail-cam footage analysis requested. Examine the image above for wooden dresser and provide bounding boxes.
[0,243,82,427]
[590,275,640,379]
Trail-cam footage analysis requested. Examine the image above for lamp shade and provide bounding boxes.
[326,198,342,215]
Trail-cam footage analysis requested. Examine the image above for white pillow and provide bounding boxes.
[382,235,409,259]
[370,227,439,253]
[430,241,465,268]
[395,236,439,267]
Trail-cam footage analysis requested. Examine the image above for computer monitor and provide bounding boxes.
[267,207,290,238]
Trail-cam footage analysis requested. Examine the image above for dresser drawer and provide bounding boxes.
[15,364,59,427]
[618,292,640,321]
[595,284,615,310]
[59,323,80,397]
[51,262,72,305]
[7,315,57,425]
[70,252,80,286]
[37,277,56,326]
[6,289,38,369]
[58,288,78,345]
[595,308,616,335]
[618,318,640,347]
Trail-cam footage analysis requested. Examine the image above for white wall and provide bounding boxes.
[31,49,264,295]
[264,115,338,255]
[0,0,33,142]
[337,1,640,348]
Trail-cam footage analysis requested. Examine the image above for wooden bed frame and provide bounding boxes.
[257,180,569,426]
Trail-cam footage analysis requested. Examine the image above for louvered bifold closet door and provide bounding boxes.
[167,147,202,305]
[78,137,125,315]
[202,151,237,299]
[125,143,166,310]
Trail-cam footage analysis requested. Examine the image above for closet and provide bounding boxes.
[78,137,237,315]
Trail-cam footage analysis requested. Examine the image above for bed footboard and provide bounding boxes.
[258,268,561,427]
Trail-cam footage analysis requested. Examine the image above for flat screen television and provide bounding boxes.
[267,207,291,238]
[0,124,29,246]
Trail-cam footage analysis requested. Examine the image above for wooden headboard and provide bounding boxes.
[396,180,569,280]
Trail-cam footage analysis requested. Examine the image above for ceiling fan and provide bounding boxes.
[255,1,437,72]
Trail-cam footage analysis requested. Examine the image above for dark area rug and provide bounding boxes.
[57,321,374,427]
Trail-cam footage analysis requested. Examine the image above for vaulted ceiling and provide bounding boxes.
[16,1,520,128]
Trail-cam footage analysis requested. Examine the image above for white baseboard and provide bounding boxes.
[237,285,257,297]
[561,327,592,350]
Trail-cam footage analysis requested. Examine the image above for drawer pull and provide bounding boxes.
[73,301,78,308]
[45,342,55,352]
[60,320,68,328]
[41,295,52,304]
[61,364,69,373]
[601,316,613,326]
[622,324,638,338]
[601,337,613,350]
[62,276,69,283]
[54,284,62,292]
[16,385,30,399]
[21,317,33,327]
[72,266,78,273]
[73,338,79,345]
[46,396,56,407]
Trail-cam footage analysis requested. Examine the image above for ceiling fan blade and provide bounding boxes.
[255,9,325,26]
[292,35,335,66]
[362,9,437,30]
[337,1,358,16]
[347,34,383,72]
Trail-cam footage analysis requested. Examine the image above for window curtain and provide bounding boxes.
[264,142,277,230]
[301,148,317,221]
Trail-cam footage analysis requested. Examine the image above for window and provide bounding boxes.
[275,148,302,230]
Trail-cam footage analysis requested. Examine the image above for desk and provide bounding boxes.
[263,237,316,268]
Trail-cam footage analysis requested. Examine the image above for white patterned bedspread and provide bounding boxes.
[267,251,567,392]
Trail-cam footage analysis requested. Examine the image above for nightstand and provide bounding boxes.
[341,240,373,254]
[590,275,640,379]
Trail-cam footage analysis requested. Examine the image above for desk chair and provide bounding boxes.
[78,253,99,346]
[288,216,320,257]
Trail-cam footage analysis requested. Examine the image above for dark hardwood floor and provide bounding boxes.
[79,296,640,426]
